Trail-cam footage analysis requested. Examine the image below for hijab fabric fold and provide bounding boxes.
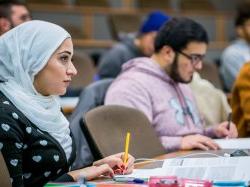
[0,20,72,160]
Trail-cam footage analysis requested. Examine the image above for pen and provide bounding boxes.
[227,112,232,131]
[78,177,86,187]
[123,132,130,164]
[114,177,147,184]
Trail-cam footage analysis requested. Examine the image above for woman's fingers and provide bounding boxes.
[93,156,123,168]
[93,153,135,175]
[97,164,114,178]
[123,155,135,174]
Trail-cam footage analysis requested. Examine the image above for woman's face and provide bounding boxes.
[34,38,77,96]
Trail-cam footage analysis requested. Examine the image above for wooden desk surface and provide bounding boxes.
[135,149,238,169]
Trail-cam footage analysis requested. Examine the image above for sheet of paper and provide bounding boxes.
[115,168,166,179]
[116,156,250,181]
[214,138,250,149]
[162,156,250,181]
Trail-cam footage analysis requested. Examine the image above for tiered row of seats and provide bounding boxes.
[25,0,239,90]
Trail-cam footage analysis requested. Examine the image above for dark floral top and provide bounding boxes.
[0,91,76,187]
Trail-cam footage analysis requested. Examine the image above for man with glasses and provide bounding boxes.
[0,0,31,35]
[105,17,238,152]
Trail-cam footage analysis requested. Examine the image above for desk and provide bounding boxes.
[86,149,250,186]
[59,97,79,115]
[128,149,250,184]
[135,149,241,169]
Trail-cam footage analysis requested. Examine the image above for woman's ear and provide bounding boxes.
[0,18,11,34]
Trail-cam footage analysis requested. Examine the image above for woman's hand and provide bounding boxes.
[213,121,238,138]
[93,152,135,174]
[181,134,220,150]
[68,164,114,181]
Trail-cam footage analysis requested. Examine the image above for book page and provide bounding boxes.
[162,156,250,181]
[116,157,250,181]
[115,168,166,179]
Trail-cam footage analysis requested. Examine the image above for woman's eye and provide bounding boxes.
[60,56,69,63]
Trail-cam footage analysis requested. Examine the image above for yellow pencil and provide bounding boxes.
[123,132,130,164]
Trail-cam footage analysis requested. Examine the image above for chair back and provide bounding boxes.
[180,0,215,11]
[69,79,113,169]
[75,0,109,7]
[63,24,85,39]
[84,105,166,159]
[0,152,11,187]
[137,0,171,9]
[70,52,96,89]
[108,14,141,40]
[27,0,68,4]
[198,62,223,89]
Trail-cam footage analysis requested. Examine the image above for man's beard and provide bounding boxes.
[8,18,15,29]
[242,29,250,44]
[244,35,250,44]
[169,54,193,84]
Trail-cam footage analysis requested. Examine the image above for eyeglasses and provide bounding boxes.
[178,51,205,67]
[20,14,31,22]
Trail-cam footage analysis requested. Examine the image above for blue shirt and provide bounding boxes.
[220,39,250,91]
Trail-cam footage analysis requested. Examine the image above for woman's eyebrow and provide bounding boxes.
[58,51,71,55]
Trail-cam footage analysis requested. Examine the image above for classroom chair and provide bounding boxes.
[75,0,109,7]
[84,105,166,159]
[137,0,171,9]
[69,51,96,89]
[198,61,223,89]
[69,79,113,169]
[108,14,141,41]
[0,152,11,187]
[180,0,215,11]
[26,0,68,5]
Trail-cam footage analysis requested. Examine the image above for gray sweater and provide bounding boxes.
[98,36,143,79]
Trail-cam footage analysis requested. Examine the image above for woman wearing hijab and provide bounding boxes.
[0,20,134,187]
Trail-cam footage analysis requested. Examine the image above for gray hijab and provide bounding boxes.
[0,20,72,160]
